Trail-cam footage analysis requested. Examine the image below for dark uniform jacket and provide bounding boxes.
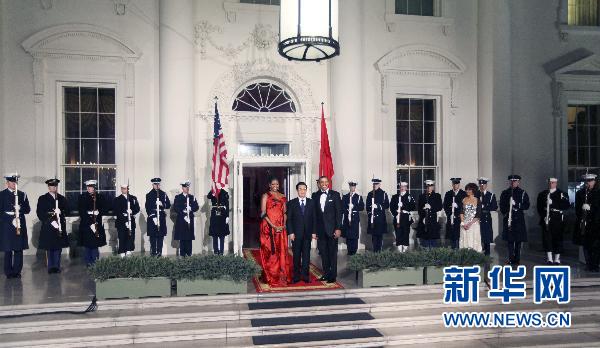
[574,186,600,245]
[390,192,416,231]
[36,192,69,250]
[207,190,230,237]
[0,188,30,252]
[536,189,570,227]
[173,193,200,241]
[443,189,467,241]
[78,192,108,248]
[476,190,498,244]
[366,188,390,236]
[145,189,171,237]
[416,191,443,240]
[342,192,364,239]
[499,187,530,242]
[113,194,141,238]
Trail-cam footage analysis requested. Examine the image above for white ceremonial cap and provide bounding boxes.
[424,180,435,186]
[548,178,558,183]
[84,179,97,186]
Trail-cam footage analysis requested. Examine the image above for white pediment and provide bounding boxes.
[552,54,600,76]
[22,23,141,61]
[375,44,466,75]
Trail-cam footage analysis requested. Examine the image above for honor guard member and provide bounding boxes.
[342,180,364,255]
[499,175,530,266]
[0,173,30,279]
[173,180,200,257]
[114,184,140,258]
[145,178,171,256]
[207,188,230,255]
[417,180,443,248]
[390,182,416,252]
[443,178,466,249]
[575,173,600,272]
[477,177,498,256]
[78,180,107,266]
[537,178,570,265]
[36,178,69,273]
[366,178,390,252]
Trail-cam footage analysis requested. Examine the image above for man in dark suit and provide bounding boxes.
[314,176,343,283]
[286,182,317,283]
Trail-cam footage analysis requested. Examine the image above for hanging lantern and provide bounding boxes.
[278,0,339,62]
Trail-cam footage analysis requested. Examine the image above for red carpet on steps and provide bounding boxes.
[243,248,344,293]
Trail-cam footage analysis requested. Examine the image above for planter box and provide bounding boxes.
[95,277,172,300]
[424,266,445,284]
[176,278,247,296]
[358,267,424,287]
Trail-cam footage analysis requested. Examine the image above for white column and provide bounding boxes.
[159,0,194,255]
[330,0,364,249]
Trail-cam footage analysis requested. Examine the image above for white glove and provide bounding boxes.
[127,209,133,214]
[51,221,60,230]
[583,203,591,211]
[510,198,516,205]
[12,218,18,228]
[90,224,97,232]
[399,202,403,208]
[184,216,190,224]
[93,210,99,216]
[226,217,230,225]
[424,203,431,209]
[125,222,131,229]
[452,202,458,208]
[348,204,354,211]
[15,204,20,211]
[547,198,552,205]
[153,217,158,225]
[157,201,163,207]
[54,208,61,215]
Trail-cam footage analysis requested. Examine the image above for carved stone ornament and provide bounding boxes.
[194,21,279,60]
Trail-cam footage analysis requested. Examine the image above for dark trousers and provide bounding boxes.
[3,250,23,276]
[542,223,563,254]
[84,247,99,266]
[47,249,62,271]
[507,241,522,264]
[212,236,225,255]
[482,242,491,256]
[371,234,383,252]
[346,238,358,255]
[584,235,600,271]
[179,240,192,257]
[150,236,164,256]
[292,237,311,280]
[317,235,338,280]
[118,229,135,254]
[420,239,438,249]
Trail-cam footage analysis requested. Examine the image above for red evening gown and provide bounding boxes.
[259,192,291,286]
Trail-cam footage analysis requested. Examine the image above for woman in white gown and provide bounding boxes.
[459,183,483,252]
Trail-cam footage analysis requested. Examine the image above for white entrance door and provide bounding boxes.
[232,157,309,255]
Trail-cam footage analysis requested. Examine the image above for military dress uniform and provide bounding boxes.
[536,179,570,265]
[207,189,230,255]
[145,178,171,256]
[0,174,30,278]
[476,177,498,256]
[443,178,466,249]
[390,182,416,252]
[36,178,69,273]
[113,185,141,256]
[499,175,530,265]
[173,181,200,257]
[575,174,600,272]
[342,181,364,255]
[366,178,390,252]
[78,180,108,266]
[416,180,443,248]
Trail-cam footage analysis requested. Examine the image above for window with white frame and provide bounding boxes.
[238,143,290,157]
[240,0,280,5]
[396,98,437,198]
[567,104,600,202]
[395,0,436,16]
[232,82,296,112]
[63,86,116,213]
[567,0,600,26]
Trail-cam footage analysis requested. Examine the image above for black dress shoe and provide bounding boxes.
[318,275,327,281]
[302,277,310,283]
[291,278,300,284]
[326,278,337,283]
[14,273,21,278]
[545,260,554,265]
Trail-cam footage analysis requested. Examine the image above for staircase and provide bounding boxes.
[0,278,599,347]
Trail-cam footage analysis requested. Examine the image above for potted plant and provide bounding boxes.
[348,250,426,287]
[88,256,174,300]
[421,248,491,284]
[173,254,262,296]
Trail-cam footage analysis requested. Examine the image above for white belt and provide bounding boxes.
[401,210,410,214]
[5,211,15,216]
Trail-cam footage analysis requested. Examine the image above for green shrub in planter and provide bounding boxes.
[171,254,262,282]
[88,255,175,281]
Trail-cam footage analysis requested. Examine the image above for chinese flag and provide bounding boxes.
[319,103,335,187]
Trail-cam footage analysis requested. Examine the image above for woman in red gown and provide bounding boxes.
[259,178,291,286]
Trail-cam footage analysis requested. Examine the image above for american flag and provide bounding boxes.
[211,100,229,196]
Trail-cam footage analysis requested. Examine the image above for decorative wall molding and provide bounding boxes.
[194,21,278,60]
[383,0,452,35]
[203,58,317,115]
[375,44,466,112]
[113,0,129,16]
[223,1,279,24]
[22,23,141,103]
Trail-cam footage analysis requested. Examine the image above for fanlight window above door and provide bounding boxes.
[232,82,296,112]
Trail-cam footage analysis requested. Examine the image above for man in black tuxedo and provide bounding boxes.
[314,176,343,283]
[286,182,317,283]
